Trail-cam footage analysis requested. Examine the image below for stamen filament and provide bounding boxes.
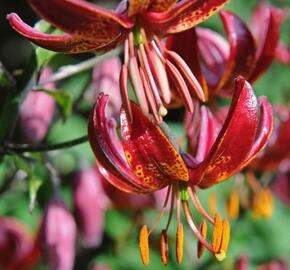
[181,200,214,254]
[189,187,214,224]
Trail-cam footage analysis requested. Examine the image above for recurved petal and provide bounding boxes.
[7,13,125,53]
[249,1,284,82]
[121,102,189,184]
[192,77,260,188]
[88,94,158,194]
[144,0,230,35]
[215,11,256,93]
[241,96,273,167]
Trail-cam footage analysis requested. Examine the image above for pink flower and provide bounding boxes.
[73,168,108,248]
[19,67,55,143]
[40,194,76,270]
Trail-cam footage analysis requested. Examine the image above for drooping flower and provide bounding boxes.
[39,194,77,270]
[73,168,109,248]
[7,0,230,121]
[0,217,40,270]
[166,1,284,99]
[19,67,55,143]
[88,76,272,264]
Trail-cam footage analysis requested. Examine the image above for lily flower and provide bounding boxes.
[166,1,284,98]
[7,0,230,121]
[88,76,272,264]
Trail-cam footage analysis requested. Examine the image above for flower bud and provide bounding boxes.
[19,67,55,143]
[93,57,122,118]
[73,168,108,248]
[40,195,76,270]
[0,217,39,270]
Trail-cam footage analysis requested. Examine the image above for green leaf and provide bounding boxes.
[28,174,43,212]
[34,20,59,69]
[38,89,73,120]
[12,153,31,174]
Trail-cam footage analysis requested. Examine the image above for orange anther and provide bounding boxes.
[208,192,217,217]
[176,223,184,264]
[212,213,223,253]
[220,219,230,254]
[160,230,169,265]
[139,225,150,265]
[197,220,208,258]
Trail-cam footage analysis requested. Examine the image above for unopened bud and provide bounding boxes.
[73,168,108,248]
[19,67,55,143]
[40,195,76,270]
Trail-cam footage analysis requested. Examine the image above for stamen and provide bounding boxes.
[220,219,230,254]
[140,67,161,122]
[160,230,169,265]
[148,186,172,235]
[181,200,214,253]
[128,31,135,58]
[165,50,206,102]
[197,220,208,258]
[120,65,133,122]
[128,56,149,114]
[139,44,166,116]
[139,225,150,265]
[165,59,193,113]
[151,40,166,64]
[189,187,214,224]
[176,223,184,264]
[212,213,223,254]
[226,190,240,220]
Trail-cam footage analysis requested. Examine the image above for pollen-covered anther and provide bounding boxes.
[211,213,223,254]
[213,218,231,262]
[176,223,184,264]
[197,220,208,258]
[208,192,217,217]
[252,188,274,219]
[160,229,169,265]
[139,224,150,265]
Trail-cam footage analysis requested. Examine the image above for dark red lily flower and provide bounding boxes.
[88,76,272,264]
[167,1,284,98]
[7,0,230,121]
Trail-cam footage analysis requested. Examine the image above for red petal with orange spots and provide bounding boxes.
[149,0,176,12]
[144,0,230,34]
[121,102,189,184]
[8,0,134,53]
[187,77,271,188]
[88,94,160,194]
[128,0,150,17]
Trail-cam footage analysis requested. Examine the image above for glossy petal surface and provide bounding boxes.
[189,77,260,188]
[88,94,168,193]
[144,0,230,34]
[121,102,189,184]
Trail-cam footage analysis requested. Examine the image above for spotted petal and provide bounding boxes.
[88,94,158,194]
[7,13,125,53]
[8,0,134,53]
[121,102,189,185]
[187,77,263,188]
[149,0,177,12]
[144,0,230,35]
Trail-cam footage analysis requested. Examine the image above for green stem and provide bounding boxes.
[3,135,88,154]
[179,182,189,201]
